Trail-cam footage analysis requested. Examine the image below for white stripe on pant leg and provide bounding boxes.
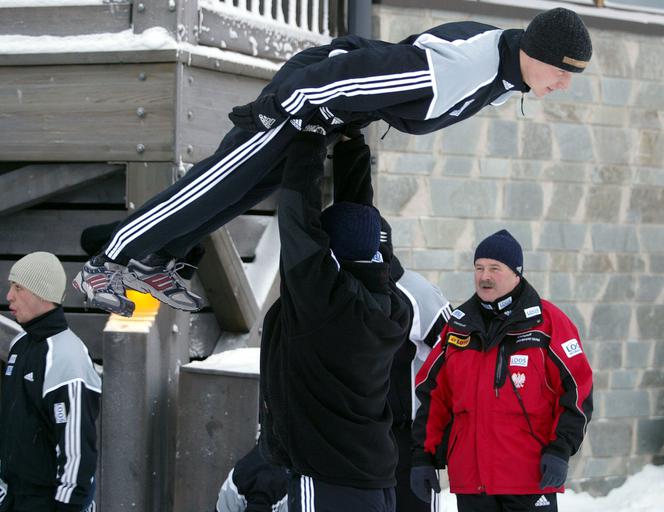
[106,128,273,258]
[300,476,315,512]
[106,122,287,260]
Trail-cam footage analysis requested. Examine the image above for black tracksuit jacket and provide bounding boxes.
[259,132,411,489]
[102,21,529,264]
[0,307,101,511]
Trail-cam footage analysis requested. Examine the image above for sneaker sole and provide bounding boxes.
[123,275,202,312]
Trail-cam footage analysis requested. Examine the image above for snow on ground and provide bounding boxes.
[436,464,664,512]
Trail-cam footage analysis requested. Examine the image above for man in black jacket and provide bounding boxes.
[259,124,411,511]
[73,8,593,317]
[1,252,101,512]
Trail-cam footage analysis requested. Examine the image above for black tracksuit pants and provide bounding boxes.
[456,493,558,512]
[102,45,336,264]
[287,473,395,512]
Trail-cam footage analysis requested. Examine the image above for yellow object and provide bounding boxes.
[447,334,471,348]
[126,289,160,317]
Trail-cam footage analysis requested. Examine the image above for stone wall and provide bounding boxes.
[369,4,664,496]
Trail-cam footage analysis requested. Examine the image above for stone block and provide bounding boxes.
[392,152,436,175]
[538,222,587,251]
[593,369,610,390]
[581,254,614,273]
[585,186,622,223]
[602,275,636,302]
[624,341,652,369]
[590,105,627,126]
[636,275,664,301]
[654,389,664,417]
[590,224,638,253]
[635,42,664,80]
[512,161,543,180]
[600,77,632,106]
[591,165,633,185]
[636,131,664,167]
[635,418,664,455]
[393,249,411,269]
[545,183,583,220]
[472,220,533,250]
[542,102,591,124]
[627,188,664,224]
[430,179,497,218]
[442,156,475,177]
[377,175,419,215]
[504,182,543,219]
[592,126,637,165]
[636,305,664,340]
[549,273,573,302]
[654,340,664,366]
[488,119,518,157]
[554,123,594,162]
[555,74,596,103]
[388,217,418,248]
[652,255,664,273]
[611,369,640,389]
[616,255,646,274]
[520,123,552,160]
[420,218,469,249]
[573,274,608,302]
[634,167,664,187]
[601,390,651,418]
[581,457,621,479]
[542,162,588,183]
[630,109,662,129]
[594,36,634,78]
[413,131,438,152]
[589,304,631,340]
[479,158,509,178]
[573,475,626,497]
[376,126,412,152]
[639,226,664,252]
[441,117,483,155]
[597,342,623,370]
[523,251,549,271]
[550,252,578,272]
[526,273,548,298]
[641,369,664,388]
[411,250,456,271]
[588,420,632,456]
[438,272,474,305]
[635,81,664,110]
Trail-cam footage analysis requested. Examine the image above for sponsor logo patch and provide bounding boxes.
[448,334,471,348]
[512,372,526,389]
[510,355,529,367]
[562,339,583,358]
[8,354,17,364]
[290,118,303,130]
[502,79,514,90]
[524,306,541,318]
[54,402,68,424]
[535,495,550,507]
[258,114,276,129]
[5,366,13,376]
[498,296,513,311]
[24,372,34,382]
[451,309,465,319]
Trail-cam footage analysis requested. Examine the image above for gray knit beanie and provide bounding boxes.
[9,252,67,304]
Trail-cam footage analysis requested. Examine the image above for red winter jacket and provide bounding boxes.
[411,281,593,495]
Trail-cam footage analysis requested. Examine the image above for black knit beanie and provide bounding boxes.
[321,201,381,261]
[521,7,592,73]
[474,229,523,276]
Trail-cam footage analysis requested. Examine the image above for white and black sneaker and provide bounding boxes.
[122,259,204,312]
[72,258,135,317]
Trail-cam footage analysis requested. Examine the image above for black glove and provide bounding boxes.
[228,93,287,132]
[410,465,441,503]
[539,453,568,489]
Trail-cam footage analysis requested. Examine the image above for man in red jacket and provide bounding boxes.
[410,230,593,512]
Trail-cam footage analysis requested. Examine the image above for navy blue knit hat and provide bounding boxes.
[474,229,523,275]
[320,202,381,261]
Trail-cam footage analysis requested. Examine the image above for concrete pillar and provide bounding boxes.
[174,348,261,511]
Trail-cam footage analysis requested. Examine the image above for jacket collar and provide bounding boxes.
[20,306,68,341]
[340,260,391,295]
[499,29,530,94]
[448,278,542,346]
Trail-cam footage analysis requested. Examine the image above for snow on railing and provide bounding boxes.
[211,0,340,37]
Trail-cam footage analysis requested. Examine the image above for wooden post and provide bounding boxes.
[133,0,199,43]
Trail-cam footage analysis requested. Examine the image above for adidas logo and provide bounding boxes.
[258,114,275,129]
[290,118,303,130]
[535,495,550,507]
[502,79,514,90]
[331,116,344,125]
[24,372,34,382]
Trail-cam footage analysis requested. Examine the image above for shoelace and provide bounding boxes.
[108,269,126,295]
[164,262,196,288]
